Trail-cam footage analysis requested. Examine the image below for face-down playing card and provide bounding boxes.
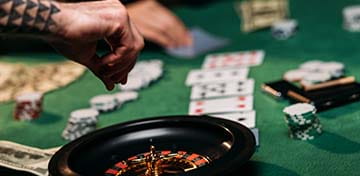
[191,79,255,100]
[165,27,230,58]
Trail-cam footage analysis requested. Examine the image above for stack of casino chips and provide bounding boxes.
[283,103,323,140]
[62,109,99,141]
[271,19,298,40]
[90,95,118,113]
[14,92,43,121]
[283,60,345,85]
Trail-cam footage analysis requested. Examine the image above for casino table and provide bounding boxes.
[2,0,360,175]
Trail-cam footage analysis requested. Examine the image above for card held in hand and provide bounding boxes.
[165,27,230,59]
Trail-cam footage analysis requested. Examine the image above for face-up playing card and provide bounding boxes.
[202,50,265,69]
[185,67,249,86]
[191,79,255,100]
[209,110,256,128]
[188,95,253,115]
[165,27,230,59]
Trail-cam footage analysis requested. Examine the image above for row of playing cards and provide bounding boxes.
[186,50,265,146]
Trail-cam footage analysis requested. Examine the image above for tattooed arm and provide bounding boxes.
[0,0,60,34]
[0,0,144,90]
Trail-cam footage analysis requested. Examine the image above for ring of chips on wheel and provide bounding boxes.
[49,115,256,176]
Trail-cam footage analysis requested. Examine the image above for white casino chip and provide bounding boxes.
[302,71,331,83]
[119,75,146,91]
[299,60,324,71]
[114,91,139,105]
[90,95,117,112]
[319,62,345,78]
[70,109,99,120]
[283,103,316,116]
[283,69,310,82]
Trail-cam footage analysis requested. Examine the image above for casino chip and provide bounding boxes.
[119,60,163,91]
[62,108,99,141]
[283,103,322,140]
[90,94,117,113]
[14,92,43,121]
[113,91,138,108]
[283,69,310,82]
[319,61,345,78]
[300,72,332,86]
[271,19,298,40]
[50,116,256,176]
[299,60,324,71]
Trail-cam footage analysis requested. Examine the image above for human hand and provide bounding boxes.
[127,0,192,48]
[49,0,144,90]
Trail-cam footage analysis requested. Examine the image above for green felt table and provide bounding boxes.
[2,0,360,175]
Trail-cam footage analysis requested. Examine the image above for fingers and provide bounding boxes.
[88,55,116,91]
[148,3,191,48]
[141,27,174,48]
[99,52,136,79]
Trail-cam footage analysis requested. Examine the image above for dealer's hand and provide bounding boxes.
[127,0,192,48]
[49,0,144,90]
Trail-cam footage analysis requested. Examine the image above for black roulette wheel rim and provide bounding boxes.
[49,115,256,176]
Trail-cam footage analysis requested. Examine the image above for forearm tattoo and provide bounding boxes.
[0,0,60,34]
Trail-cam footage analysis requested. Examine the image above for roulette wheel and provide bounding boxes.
[49,115,256,176]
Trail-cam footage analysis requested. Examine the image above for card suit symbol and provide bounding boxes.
[215,72,222,77]
[196,101,203,106]
[195,109,203,113]
[200,92,206,97]
[225,56,233,61]
[232,71,238,76]
[220,83,226,87]
[197,74,204,79]
[238,82,243,85]
[238,104,245,108]
[237,117,246,121]
[239,96,246,101]
[237,88,243,92]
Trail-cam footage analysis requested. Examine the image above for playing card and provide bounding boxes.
[189,95,253,115]
[185,67,249,86]
[210,110,256,128]
[202,50,265,69]
[191,79,255,100]
[165,27,230,58]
